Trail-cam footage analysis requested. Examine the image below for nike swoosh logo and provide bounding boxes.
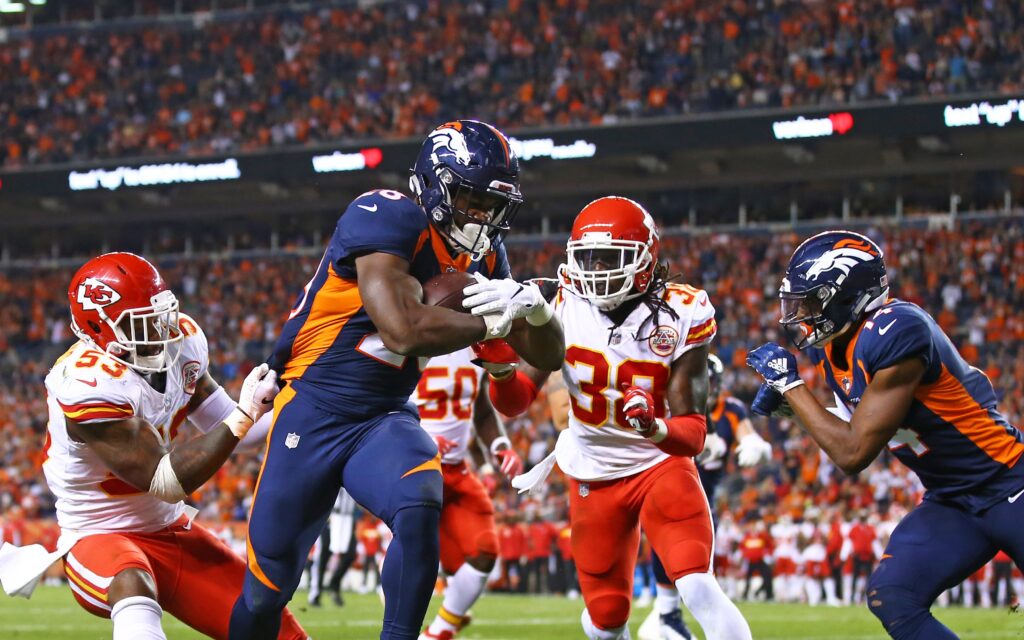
[877,319,898,336]
[358,203,378,212]
[1008,487,1024,503]
[75,378,98,387]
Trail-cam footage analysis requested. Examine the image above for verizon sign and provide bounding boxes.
[772,112,854,140]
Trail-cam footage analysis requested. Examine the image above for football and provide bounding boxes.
[422,271,476,311]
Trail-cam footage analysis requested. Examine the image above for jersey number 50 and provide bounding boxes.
[567,346,669,429]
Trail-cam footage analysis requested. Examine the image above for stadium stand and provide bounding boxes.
[2,0,1024,167]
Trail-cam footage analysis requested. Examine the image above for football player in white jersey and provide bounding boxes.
[413,345,522,640]
[0,253,307,640]
[476,197,752,640]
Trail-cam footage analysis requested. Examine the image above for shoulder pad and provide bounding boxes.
[858,301,935,374]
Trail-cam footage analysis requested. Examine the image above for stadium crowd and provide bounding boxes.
[3,0,1024,167]
[2,216,1023,605]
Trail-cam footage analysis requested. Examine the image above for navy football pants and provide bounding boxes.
[229,389,443,640]
[868,494,1024,639]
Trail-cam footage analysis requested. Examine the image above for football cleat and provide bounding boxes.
[659,610,693,640]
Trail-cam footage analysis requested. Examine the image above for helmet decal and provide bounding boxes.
[77,278,122,311]
[802,246,878,282]
[429,126,473,167]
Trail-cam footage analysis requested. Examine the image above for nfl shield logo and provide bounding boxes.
[578,482,589,498]
[285,433,300,449]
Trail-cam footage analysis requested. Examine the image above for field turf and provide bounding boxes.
[1,586,1021,639]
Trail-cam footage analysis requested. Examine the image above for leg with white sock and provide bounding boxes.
[425,560,491,637]
[112,596,166,640]
[676,573,752,640]
[108,568,166,640]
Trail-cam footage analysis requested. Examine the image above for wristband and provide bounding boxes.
[482,313,511,339]
[525,299,554,326]
[647,418,669,444]
[223,407,255,439]
[187,386,235,434]
[490,436,513,455]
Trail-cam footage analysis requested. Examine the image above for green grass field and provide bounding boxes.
[1,586,1021,639]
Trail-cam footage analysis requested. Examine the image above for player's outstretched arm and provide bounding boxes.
[67,365,277,500]
[357,252,491,356]
[505,316,565,372]
[747,343,925,474]
[474,376,523,479]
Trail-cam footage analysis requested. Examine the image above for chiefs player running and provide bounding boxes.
[412,347,522,640]
[0,253,306,640]
[488,198,751,640]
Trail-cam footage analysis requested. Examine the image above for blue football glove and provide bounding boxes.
[750,383,783,416]
[746,343,805,394]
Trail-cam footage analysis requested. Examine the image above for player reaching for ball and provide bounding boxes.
[231,120,564,640]
[488,196,751,640]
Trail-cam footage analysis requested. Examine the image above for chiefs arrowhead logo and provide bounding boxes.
[181,360,202,395]
[77,278,121,311]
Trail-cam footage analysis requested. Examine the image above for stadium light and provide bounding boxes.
[0,1,26,13]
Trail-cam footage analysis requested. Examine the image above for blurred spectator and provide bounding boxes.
[3,0,1024,167]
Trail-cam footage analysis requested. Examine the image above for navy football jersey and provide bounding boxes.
[701,395,745,472]
[809,299,1024,513]
[269,189,510,420]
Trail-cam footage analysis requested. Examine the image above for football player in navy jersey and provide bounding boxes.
[229,120,564,640]
[746,230,1024,640]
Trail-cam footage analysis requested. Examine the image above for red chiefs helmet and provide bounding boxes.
[561,196,660,310]
[67,252,182,373]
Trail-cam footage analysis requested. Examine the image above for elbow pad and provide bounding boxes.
[149,453,187,504]
[488,371,539,416]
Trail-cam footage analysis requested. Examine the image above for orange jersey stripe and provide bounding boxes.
[917,365,1024,466]
[685,318,717,344]
[283,264,363,381]
[245,383,297,592]
[58,400,134,421]
[429,226,472,273]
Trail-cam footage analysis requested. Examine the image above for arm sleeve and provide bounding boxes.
[862,309,935,374]
[653,414,708,457]
[332,192,428,266]
[675,290,717,359]
[488,370,539,416]
[55,377,138,425]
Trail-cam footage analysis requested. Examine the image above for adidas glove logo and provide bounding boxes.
[768,358,790,374]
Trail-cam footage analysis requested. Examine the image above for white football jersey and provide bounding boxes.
[413,348,482,464]
[553,284,717,481]
[42,314,209,535]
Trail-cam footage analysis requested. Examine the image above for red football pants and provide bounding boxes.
[439,461,499,574]
[64,515,306,640]
[569,456,714,630]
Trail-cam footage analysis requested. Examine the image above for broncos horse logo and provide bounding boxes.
[803,247,877,282]
[429,124,473,166]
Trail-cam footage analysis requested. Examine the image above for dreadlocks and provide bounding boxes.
[633,262,681,341]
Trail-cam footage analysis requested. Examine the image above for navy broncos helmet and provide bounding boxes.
[780,230,889,350]
[409,120,523,261]
[708,353,725,403]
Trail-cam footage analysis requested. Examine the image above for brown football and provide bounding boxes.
[422,271,476,312]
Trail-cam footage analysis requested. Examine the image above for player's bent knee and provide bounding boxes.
[587,593,631,630]
[107,567,159,606]
[659,539,712,580]
[467,551,497,573]
[866,582,928,631]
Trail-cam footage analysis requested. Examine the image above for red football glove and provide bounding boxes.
[471,339,519,380]
[490,437,523,479]
[622,385,657,437]
[434,435,457,457]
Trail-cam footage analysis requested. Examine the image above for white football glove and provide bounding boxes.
[696,432,728,465]
[463,273,552,337]
[223,364,278,439]
[736,432,773,467]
